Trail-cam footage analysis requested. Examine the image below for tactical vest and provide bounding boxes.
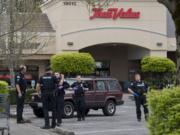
[134,82,147,95]
[41,75,56,93]
[74,83,85,97]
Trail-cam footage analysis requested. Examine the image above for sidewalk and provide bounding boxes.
[9,119,57,135]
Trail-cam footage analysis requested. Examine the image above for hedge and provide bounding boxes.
[50,52,96,75]
[9,89,35,105]
[141,56,176,89]
[0,81,9,112]
[0,81,9,94]
[0,81,34,105]
[141,56,176,73]
[147,87,180,135]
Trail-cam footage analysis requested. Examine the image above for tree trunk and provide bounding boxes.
[8,0,15,87]
[176,35,180,84]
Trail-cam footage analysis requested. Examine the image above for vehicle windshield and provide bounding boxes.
[65,79,76,90]
[65,78,93,90]
[65,79,76,86]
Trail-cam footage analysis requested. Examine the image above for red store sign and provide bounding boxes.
[90,8,140,20]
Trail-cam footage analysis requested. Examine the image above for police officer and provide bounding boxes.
[128,73,149,122]
[71,75,87,121]
[54,73,69,127]
[15,65,27,124]
[36,67,57,129]
[54,72,61,83]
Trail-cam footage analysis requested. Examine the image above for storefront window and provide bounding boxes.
[95,61,110,77]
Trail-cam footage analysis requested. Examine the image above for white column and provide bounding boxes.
[149,50,167,57]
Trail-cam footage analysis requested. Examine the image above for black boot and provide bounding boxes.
[41,125,50,129]
[77,118,81,121]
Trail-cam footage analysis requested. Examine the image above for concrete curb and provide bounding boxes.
[52,127,75,135]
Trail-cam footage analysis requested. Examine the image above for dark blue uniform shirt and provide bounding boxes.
[129,81,148,95]
[39,73,57,94]
[56,81,70,96]
[15,72,27,92]
[71,82,88,97]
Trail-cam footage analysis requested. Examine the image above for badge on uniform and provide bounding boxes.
[17,76,20,81]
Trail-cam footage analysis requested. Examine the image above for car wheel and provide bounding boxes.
[85,109,90,116]
[102,100,116,116]
[63,101,74,118]
[33,108,44,118]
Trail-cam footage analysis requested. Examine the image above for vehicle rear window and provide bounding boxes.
[96,80,106,91]
[107,80,120,91]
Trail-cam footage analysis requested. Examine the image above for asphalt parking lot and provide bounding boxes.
[6,94,148,135]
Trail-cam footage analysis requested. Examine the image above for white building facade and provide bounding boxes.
[0,0,174,82]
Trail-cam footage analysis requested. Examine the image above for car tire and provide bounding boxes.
[85,109,90,116]
[33,108,44,118]
[102,100,116,116]
[63,101,74,118]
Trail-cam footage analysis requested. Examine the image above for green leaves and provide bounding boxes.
[147,88,180,135]
[0,81,9,111]
[141,56,176,73]
[0,81,9,94]
[50,52,96,75]
[141,56,176,89]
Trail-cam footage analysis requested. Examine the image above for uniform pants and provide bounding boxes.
[56,95,64,124]
[16,92,26,122]
[75,96,86,120]
[42,93,56,127]
[135,95,149,120]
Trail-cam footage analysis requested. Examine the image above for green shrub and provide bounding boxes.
[51,52,96,75]
[147,87,180,135]
[0,81,9,112]
[141,56,176,89]
[9,89,17,105]
[141,56,176,73]
[0,81,9,94]
[9,89,35,105]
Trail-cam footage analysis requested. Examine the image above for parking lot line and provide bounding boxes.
[77,128,146,135]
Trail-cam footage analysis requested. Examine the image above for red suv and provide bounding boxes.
[29,77,124,118]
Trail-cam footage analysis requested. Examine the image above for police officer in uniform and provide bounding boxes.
[54,73,69,127]
[36,67,57,129]
[128,73,149,122]
[71,75,87,121]
[54,72,61,82]
[15,65,27,124]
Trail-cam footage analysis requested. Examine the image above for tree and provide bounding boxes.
[50,52,96,76]
[157,0,180,84]
[82,0,117,12]
[0,0,47,87]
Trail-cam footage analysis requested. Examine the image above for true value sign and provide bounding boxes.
[90,8,140,20]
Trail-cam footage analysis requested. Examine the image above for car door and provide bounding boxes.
[107,80,122,101]
[84,80,95,108]
[95,80,107,107]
